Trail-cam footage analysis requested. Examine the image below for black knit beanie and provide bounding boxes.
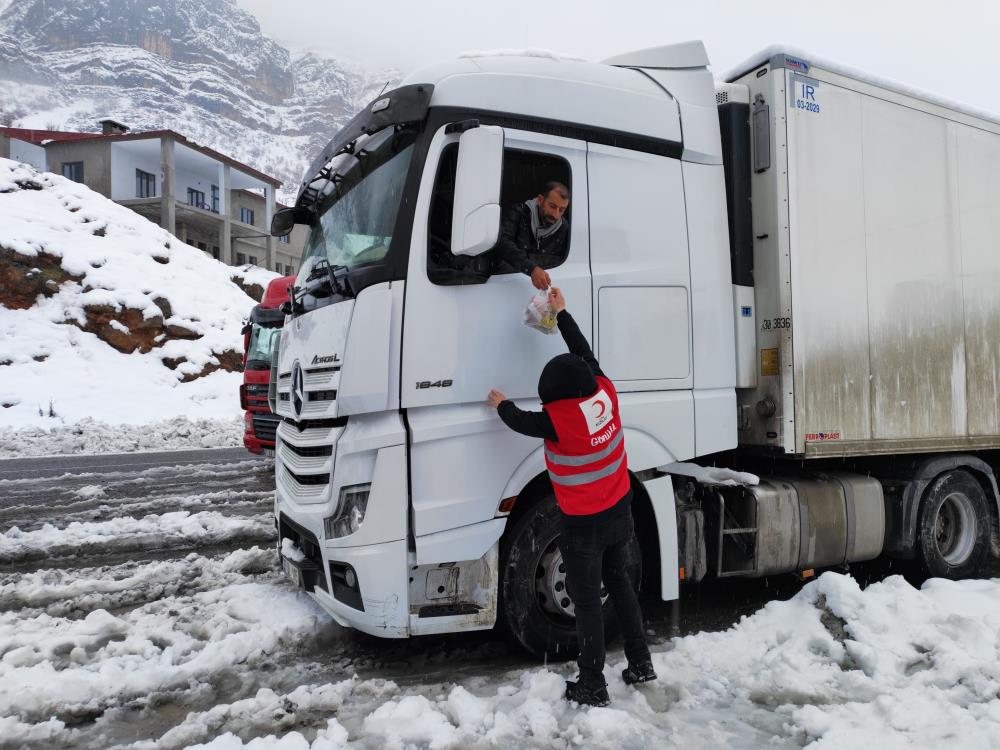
[537,353,597,404]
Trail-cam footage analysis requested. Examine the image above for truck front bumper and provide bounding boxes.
[278,517,410,638]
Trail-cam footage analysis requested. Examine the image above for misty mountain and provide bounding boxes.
[0,0,398,202]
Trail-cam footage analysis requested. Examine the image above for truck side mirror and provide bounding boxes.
[450,125,504,257]
[270,206,311,237]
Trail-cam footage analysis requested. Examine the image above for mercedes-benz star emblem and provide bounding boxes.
[291,360,305,419]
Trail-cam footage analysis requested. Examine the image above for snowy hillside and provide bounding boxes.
[0,0,396,203]
[0,157,275,430]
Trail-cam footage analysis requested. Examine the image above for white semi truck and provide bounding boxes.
[269,42,1000,656]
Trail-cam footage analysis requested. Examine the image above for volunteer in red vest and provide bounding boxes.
[487,287,656,707]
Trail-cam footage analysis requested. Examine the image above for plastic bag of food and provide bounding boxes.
[523,292,558,335]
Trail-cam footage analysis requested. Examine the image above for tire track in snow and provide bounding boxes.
[0,488,273,532]
[0,581,335,728]
[0,547,276,618]
[0,510,276,566]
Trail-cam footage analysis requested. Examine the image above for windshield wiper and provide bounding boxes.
[295,258,354,302]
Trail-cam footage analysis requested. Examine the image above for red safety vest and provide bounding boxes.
[543,375,630,515]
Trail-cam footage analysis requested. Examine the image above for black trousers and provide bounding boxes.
[558,491,650,687]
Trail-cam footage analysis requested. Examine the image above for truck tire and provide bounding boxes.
[498,493,640,660]
[917,470,990,579]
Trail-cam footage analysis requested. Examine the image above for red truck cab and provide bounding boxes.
[241,275,295,454]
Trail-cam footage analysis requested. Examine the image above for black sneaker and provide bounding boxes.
[565,680,610,707]
[622,661,657,685]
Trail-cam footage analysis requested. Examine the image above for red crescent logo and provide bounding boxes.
[593,400,607,418]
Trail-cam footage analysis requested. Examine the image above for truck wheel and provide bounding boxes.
[498,493,640,660]
[917,470,990,579]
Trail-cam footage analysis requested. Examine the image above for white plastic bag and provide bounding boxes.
[523,292,558,335]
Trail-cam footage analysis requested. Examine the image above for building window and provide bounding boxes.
[212,245,220,259]
[285,265,293,276]
[275,263,281,273]
[278,233,290,244]
[211,185,219,213]
[197,241,207,252]
[248,255,258,266]
[187,188,206,209]
[240,207,255,225]
[236,252,246,265]
[62,161,84,183]
[135,169,156,198]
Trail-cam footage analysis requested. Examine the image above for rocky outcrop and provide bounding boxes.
[229,271,265,302]
[0,247,242,379]
[0,247,82,309]
[163,349,243,382]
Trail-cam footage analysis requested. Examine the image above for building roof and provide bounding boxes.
[1,127,97,145]
[1,127,281,187]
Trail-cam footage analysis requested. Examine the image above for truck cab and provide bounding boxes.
[268,42,738,654]
[241,275,295,454]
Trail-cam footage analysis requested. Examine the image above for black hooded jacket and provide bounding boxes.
[496,201,570,275]
[497,310,603,442]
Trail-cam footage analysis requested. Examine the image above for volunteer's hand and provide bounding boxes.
[548,287,566,314]
[530,266,551,291]
[487,389,507,409]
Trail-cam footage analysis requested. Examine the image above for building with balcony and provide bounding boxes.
[1,120,306,275]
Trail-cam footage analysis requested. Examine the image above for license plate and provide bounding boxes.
[283,558,304,588]
[264,448,275,457]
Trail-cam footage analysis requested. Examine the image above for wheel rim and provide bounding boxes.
[934,491,977,565]
[533,537,608,621]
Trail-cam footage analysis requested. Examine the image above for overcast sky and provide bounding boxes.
[238,0,998,115]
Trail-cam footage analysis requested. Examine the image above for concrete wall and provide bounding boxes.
[176,167,219,211]
[45,140,112,195]
[7,138,47,170]
[110,143,161,200]
[177,223,223,260]
[231,189,265,228]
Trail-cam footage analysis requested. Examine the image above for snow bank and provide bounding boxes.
[0,157,277,430]
[114,573,1000,749]
[663,461,759,487]
[3,571,1000,747]
[0,582,332,727]
[0,415,244,457]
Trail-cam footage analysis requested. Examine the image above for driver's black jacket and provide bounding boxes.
[495,202,570,275]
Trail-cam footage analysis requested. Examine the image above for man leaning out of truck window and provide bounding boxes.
[487,287,656,707]
[495,181,570,291]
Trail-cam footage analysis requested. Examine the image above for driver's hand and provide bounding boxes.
[530,266,551,291]
[487,389,507,409]
[548,287,566,314]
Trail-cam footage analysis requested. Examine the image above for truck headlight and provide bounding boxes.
[324,483,371,539]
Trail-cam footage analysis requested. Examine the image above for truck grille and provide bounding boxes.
[283,442,333,458]
[275,416,346,506]
[252,414,280,443]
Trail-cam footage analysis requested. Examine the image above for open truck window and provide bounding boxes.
[427,144,571,285]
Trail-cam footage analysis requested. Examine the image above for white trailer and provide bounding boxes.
[268,43,1000,656]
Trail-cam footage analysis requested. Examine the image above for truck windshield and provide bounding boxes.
[299,127,416,278]
[246,324,280,369]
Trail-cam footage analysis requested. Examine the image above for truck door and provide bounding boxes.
[402,125,591,538]
[587,142,696,459]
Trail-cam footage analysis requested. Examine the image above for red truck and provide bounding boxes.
[241,275,295,454]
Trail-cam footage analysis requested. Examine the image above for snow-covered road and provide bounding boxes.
[2,451,1000,749]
